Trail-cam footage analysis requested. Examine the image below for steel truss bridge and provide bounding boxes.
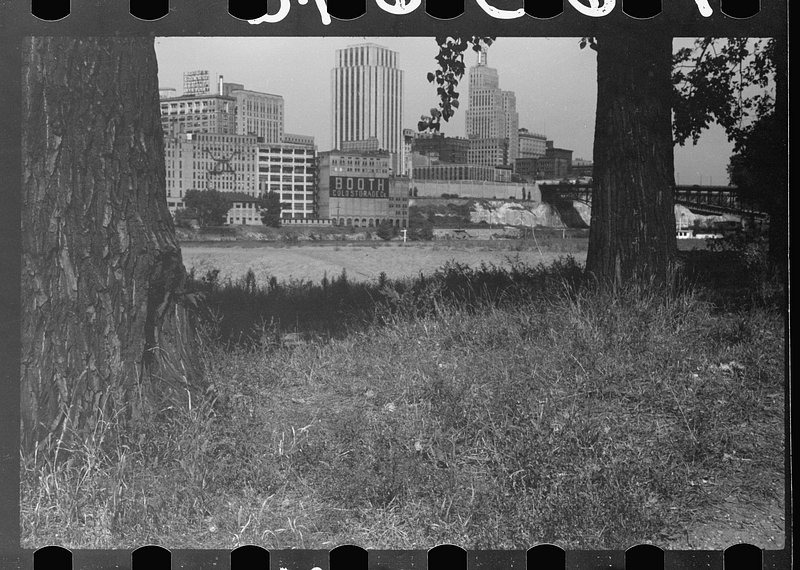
[539,183,768,219]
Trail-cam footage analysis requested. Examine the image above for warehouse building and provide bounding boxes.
[318,150,409,228]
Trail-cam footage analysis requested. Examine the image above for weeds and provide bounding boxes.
[187,256,585,347]
[21,253,785,549]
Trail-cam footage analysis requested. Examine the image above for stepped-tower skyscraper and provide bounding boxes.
[465,45,519,166]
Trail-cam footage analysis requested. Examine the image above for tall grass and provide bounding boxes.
[21,253,785,549]
[186,256,584,346]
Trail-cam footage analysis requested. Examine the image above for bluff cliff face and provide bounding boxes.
[410,197,590,229]
[415,198,741,232]
[470,200,571,228]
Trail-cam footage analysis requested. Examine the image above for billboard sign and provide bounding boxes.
[330,176,388,199]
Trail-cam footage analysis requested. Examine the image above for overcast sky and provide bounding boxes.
[155,37,734,186]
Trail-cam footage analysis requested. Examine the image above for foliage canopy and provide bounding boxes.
[184,189,231,227]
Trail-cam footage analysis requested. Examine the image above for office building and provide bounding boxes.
[342,137,382,153]
[258,141,317,220]
[162,70,308,224]
[160,94,236,135]
[413,163,512,183]
[162,74,285,144]
[465,46,519,166]
[468,137,510,167]
[542,141,573,178]
[183,69,221,96]
[164,132,260,221]
[514,141,575,181]
[331,43,404,175]
[283,133,316,146]
[570,157,593,178]
[159,87,178,99]
[318,150,409,228]
[403,129,416,176]
[518,128,547,159]
[226,86,284,143]
[412,133,470,165]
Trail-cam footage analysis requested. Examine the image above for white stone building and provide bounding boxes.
[258,142,317,220]
[331,43,404,175]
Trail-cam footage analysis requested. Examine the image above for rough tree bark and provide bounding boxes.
[586,34,678,286]
[21,37,201,449]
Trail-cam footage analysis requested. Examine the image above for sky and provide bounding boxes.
[155,37,734,186]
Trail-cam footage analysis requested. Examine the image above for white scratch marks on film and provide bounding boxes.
[248,0,331,25]
[475,0,525,18]
[566,0,616,17]
[375,0,422,15]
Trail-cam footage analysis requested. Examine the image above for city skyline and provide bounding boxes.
[155,37,736,186]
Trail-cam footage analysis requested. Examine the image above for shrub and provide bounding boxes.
[260,192,282,228]
[409,221,434,241]
[184,189,230,227]
[376,221,398,241]
[173,207,198,229]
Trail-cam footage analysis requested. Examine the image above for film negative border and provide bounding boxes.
[2,0,785,36]
[28,0,765,23]
[0,2,790,570]
[17,541,776,569]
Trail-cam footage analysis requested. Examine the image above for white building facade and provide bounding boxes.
[258,142,317,219]
[331,43,404,176]
[164,132,260,218]
[163,70,315,224]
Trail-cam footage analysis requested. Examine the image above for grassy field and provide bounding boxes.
[20,240,786,550]
[180,238,589,285]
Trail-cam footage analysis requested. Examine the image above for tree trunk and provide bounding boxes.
[21,38,201,449]
[586,34,678,286]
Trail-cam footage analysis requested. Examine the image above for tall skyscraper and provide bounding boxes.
[331,43,404,175]
[465,46,519,167]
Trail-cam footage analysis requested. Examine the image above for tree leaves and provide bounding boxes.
[672,38,776,148]
[259,191,282,227]
[579,37,598,52]
[184,189,231,227]
[419,36,496,133]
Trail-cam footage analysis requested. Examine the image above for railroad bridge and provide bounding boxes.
[539,183,768,219]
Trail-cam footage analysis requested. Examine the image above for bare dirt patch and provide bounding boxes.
[665,495,786,549]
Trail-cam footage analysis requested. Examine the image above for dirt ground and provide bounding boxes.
[662,468,786,550]
[666,496,786,550]
[180,241,586,284]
